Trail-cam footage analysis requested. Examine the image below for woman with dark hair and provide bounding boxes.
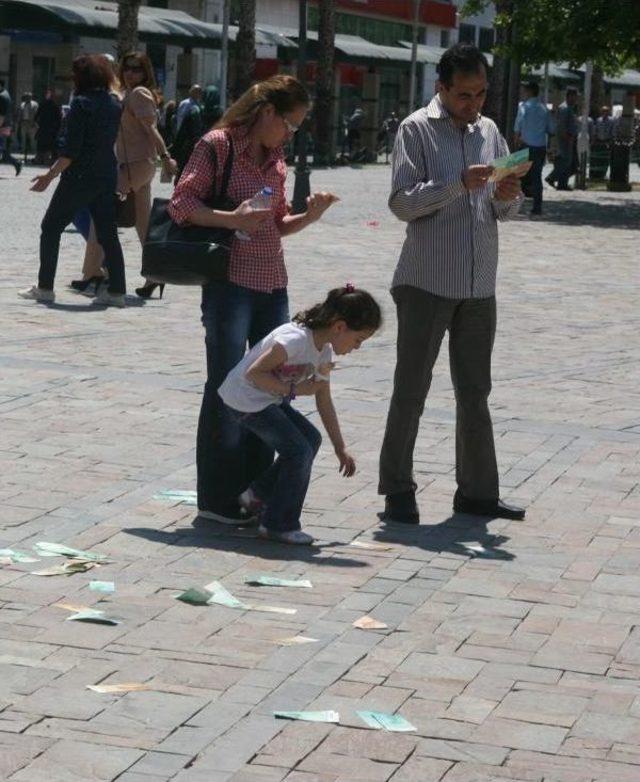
[168,74,339,524]
[18,54,127,306]
[78,52,177,297]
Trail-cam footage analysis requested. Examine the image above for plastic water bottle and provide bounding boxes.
[235,186,273,241]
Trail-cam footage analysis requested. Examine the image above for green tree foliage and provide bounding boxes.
[462,0,640,71]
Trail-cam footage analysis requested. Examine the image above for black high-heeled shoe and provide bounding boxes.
[135,282,165,299]
[69,275,105,295]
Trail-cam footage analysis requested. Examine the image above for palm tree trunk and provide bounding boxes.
[235,0,256,98]
[315,0,337,165]
[117,0,142,59]
[483,0,516,137]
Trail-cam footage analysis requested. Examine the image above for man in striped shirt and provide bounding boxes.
[379,43,525,525]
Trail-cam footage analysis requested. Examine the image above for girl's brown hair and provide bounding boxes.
[118,52,159,103]
[215,74,309,131]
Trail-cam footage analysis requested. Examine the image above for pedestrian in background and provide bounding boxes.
[18,55,126,306]
[547,87,578,191]
[168,74,338,525]
[379,43,526,526]
[18,92,39,163]
[176,84,203,133]
[34,88,62,164]
[0,79,21,176]
[382,110,399,163]
[514,80,553,215]
[172,87,204,181]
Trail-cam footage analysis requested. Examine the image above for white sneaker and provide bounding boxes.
[93,289,126,308]
[238,488,264,515]
[258,525,314,545]
[18,285,55,302]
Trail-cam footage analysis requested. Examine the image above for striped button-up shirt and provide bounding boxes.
[389,95,522,299]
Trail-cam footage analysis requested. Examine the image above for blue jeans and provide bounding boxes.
[229,403,322,532]
[197,281,289,512]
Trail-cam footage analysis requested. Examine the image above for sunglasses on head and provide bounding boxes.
[280,115,300,133]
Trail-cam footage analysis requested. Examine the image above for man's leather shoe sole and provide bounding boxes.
[380,511,420,525]
[453,498,525,521]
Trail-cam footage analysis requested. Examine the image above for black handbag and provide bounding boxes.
[141,138,235,286]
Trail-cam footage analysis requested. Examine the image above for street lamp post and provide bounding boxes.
[576,60,593,190]
[292,0,311,214]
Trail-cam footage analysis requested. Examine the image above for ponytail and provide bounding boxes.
[293,285,382,332]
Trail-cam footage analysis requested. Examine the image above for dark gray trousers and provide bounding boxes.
[379,285,499,502]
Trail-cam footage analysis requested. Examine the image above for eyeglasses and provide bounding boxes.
[123,65,144,73]
[280,115,300,134]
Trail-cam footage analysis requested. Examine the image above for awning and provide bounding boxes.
[399,41,494,68]
[256,25,413,65]
[527,64,581,82]
[0,0,296,48]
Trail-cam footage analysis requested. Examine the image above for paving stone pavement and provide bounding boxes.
[0,161,639,782]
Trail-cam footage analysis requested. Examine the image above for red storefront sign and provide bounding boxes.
[330,0,457,28]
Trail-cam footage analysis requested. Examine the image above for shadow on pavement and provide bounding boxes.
[125,517,369,567]
[536,196,640,229]
[371,512,515,561]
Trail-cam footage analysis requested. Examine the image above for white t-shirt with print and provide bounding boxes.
[219,322,333,413]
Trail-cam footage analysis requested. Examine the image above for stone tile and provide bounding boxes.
[471,717,568,753]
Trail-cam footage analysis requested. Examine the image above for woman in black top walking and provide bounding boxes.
[18,55,127,307]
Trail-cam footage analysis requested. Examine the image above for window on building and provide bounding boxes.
[440,29,450,49]
[308,8,413,46]
[458,23,476,45]
[478,27,495,52]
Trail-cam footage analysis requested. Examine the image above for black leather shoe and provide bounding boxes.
[453,494,525,521]
[382,490,420,524]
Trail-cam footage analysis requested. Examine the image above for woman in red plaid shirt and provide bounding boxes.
[168,75,338,524]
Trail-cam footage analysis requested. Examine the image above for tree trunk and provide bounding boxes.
[483,0,513,137]
[315,0,336,165]
[590,64,606,114]
[234,0,256,98]
[117,0,142,60]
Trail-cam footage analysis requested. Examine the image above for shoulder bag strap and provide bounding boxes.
[208,132,235,201]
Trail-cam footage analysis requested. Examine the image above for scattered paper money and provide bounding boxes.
[249,605,297,615]
[357,710,415,732]
[33,541,109,562]
[274,710,339,723]
[174,588,214,606]
[245,575,312,588]
[275,636,319,646]
[87,682,152,694]
[66,609,121,626]
[175,582,295,614]
[0,548,40,563]
[154,490,197,505]
[89,581,115,593]
[31,560,96,576]
[353,616,388,630]
[203,581,248,609]
[349,540,393,552]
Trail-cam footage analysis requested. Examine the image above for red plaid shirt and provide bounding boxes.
[168,126,289,293]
